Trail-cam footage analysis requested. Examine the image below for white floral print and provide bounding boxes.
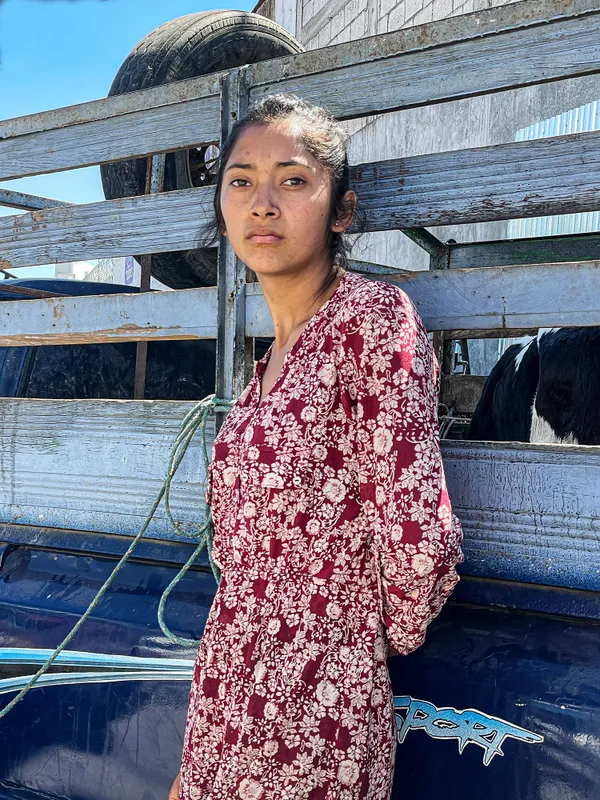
[179,271,463,800]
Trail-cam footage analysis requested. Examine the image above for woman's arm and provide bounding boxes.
[168,772,180,800]
[350,289,464,656]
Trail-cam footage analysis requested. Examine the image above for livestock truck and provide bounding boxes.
[1,3,600,799]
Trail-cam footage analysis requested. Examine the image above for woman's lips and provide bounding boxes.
[248,234,283,243]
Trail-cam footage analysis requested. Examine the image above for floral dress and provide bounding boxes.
[179,270,464,800]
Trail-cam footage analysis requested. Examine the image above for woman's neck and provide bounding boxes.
[258,266,345,351]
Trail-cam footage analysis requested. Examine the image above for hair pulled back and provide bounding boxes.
[198,92,365,302]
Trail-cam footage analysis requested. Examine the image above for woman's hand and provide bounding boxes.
[168,773,181,800]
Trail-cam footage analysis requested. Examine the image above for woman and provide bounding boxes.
[171,93,464,800]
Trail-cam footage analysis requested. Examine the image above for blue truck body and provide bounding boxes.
[1,280,598,799]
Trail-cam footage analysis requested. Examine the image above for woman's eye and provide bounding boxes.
[229,177,305,187]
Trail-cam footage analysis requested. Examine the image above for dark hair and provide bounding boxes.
[197,92,366,304]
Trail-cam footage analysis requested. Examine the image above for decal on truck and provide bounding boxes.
[394,696,544,765]
[0,649,545,767]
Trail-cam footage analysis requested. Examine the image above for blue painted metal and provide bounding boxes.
[0,523,210,569]
[0,544,599,799]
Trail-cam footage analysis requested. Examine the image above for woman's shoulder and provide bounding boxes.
[339,271,421,332]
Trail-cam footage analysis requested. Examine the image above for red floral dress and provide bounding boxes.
[179,270,464,800]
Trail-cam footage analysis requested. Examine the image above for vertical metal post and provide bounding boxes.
[134,154,166,400]
[428,239,452,397]
[215,67,252,434]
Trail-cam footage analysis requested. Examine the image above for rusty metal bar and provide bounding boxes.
[133,154,166,400]
[0,284,65,299]
[0,188,72,212]
[400,227,450,265]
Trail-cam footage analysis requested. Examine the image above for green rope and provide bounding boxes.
[0,393,234,721]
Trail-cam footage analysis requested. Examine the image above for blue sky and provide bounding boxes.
[0,0,254,275]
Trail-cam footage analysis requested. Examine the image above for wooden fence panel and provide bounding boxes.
[0,399,598,591]
[3,128,600,269]
[250,6,600,121]
[1,262,600,346]
[0,97,220,182]
[0,2,598,180]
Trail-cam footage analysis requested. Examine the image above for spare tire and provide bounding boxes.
[100,11,304,289]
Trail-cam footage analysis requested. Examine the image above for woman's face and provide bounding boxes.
[219,122,346,279]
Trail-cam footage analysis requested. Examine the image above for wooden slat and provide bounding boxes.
[391,261,600,331]
[0,399,214,542]
[353,129,600,230]
[0,188,215,270]
[0,96,220,182]
[442,439,600,592]
[0,74,222,140]
[250,261,600,334]
[0,398,598,591]
[449,232,600,270]
[3,129,600,270]
[0,285,218,346]
[2,261,600,346]
[249,0,600,120]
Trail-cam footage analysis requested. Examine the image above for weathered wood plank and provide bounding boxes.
[391,261,600,331]
[0,188,215,270]
[0,96,220,182]
[0,398,598,591]
[0,285,218,346]
[1,262,600,346]
[354,129,600,230]
[443,439,600,592]
[0,399,214,542]
[249,1,600,120]
[3,129,600,269]
[249,262,600,335]
[0,74,222,140]
[449,232,600,270]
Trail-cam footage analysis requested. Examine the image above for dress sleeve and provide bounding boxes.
[348,290,464,656]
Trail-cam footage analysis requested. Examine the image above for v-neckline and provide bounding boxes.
[252,271,350,413]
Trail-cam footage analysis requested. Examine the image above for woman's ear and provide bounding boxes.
[331,190,357,233]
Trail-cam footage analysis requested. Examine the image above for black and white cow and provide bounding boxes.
[467,327,600,445]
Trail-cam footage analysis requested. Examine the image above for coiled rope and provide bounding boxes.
[0,393,234,721]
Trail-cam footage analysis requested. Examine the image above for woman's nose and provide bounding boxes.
[250,186,279,217]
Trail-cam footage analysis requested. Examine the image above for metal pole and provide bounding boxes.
[0,188,72,212]
[214,67,251,435]
[133,153,166,400]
